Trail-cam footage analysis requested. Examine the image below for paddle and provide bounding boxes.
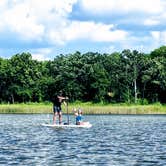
[66,100,69,125]
[64,98,69,125]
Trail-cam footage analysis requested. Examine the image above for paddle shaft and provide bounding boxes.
[66,101,69,124]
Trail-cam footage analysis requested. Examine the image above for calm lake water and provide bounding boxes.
[0,114,166,166]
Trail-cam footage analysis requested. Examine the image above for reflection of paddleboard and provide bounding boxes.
[42,122,92,128]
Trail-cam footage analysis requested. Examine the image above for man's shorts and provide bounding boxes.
[53,106,61,114]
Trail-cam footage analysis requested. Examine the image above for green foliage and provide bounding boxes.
[0,103,165,114]
[151,45,166,58]
[0,47,166,104]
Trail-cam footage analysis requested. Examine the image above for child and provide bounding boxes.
[73,108,89,125]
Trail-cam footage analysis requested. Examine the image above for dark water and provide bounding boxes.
[0,114,166,166]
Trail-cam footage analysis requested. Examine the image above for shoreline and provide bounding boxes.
[0,103,165,114]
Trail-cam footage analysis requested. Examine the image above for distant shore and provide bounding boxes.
[0,103,166,114]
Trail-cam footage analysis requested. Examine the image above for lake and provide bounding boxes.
[0,114,166,166]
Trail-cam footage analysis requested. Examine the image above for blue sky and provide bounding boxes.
[0,0,166,60]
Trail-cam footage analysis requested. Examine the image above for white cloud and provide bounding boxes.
[115,30,166,53]
[144,19,160,26]
[31,48,52,61]
[80,0,163,15]
[0,0,166,60]
[0,0,77,42]
[151,31,166,44]
[64,21,128,42]
[0,0,165,45]
[0,0,131,59]
[103,45,117,53]
[32,53,50,61]
[0,0,7,8]
[4,3,44,41]
[151,31,160,41]
[79,0,166,28]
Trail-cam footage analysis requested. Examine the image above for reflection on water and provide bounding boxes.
[0,114,166,165]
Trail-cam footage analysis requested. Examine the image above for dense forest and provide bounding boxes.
[0,46,166,104]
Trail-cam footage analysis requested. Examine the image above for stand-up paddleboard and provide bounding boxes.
[42,122,92,128]
[43,101,92,128]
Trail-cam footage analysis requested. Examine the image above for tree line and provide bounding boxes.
[0,46,166,104]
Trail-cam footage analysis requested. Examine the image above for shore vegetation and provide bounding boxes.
[0,102,165,114]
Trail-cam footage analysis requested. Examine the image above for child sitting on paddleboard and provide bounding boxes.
[73,108,89,125]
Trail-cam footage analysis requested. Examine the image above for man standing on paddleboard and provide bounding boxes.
[52,91,68,124]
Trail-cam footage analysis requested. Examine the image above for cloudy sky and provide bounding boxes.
[0,0,166,60]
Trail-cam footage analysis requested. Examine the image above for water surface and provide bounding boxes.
[0,114,166,165]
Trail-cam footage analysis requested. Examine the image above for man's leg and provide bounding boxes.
[53,112,57,124]
[59,112,62,124]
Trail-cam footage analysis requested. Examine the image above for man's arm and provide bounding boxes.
[58,96,68,103]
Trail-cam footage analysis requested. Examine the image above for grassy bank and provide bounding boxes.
[0,102,166,114]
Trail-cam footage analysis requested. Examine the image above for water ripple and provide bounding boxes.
[0,114,166,165]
